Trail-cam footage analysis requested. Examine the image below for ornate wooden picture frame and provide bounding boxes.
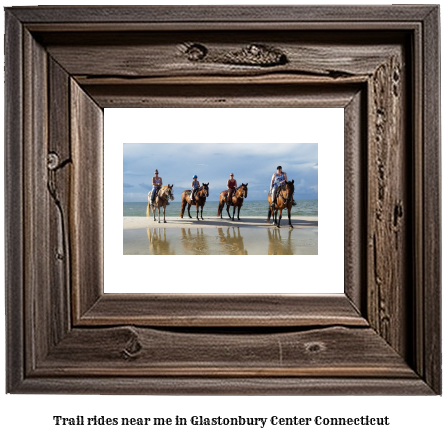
[5,6,441,394]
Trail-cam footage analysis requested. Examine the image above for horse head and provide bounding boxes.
[166,184,174,201]
[200,183,209,197]
[237,183,248,198]
[285,180,295,196]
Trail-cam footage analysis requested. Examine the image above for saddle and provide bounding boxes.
[186,190,198,204]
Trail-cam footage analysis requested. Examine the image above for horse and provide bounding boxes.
[146,184,174,223]
[267,180,295,228]
[216,183,248,221]
[179,183,209,220]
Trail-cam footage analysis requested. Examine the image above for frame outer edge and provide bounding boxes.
[423,6,441,395]
[6,5,437,23]
[5,11,25,392]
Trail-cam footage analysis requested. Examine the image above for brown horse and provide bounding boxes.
[217,183,248,221]
[180,183,209,220]
[147,184,174,223]
[267,180,295,228]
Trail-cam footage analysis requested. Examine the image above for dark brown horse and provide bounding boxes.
[267,180,295,228]
[217,183,248,221]
[180,183,209,220]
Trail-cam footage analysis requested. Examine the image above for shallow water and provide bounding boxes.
[123,199,318,218]
[123,227,318,255]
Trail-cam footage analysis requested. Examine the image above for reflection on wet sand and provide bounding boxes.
[123,226,318,255]
[146,228,175,255]
[267,228,294,255]
[180,228,211,255]
[217,227,248,255]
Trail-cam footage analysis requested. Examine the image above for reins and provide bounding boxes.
[196,185,208,199]
[235,184,247,198]
[277,184,294,206]
[155,187,173,203]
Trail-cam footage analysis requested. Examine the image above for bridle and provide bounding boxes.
[235,184,248,199]
[198,184,209,198]
[278,183,293,205]
[158,186,174,202]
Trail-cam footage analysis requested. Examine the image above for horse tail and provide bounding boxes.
[267,207,272,223]
[180,198,186,218]
[146,203,150,217]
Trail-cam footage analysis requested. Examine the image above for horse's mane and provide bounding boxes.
[280,180,294,193]
[235,183,248,190]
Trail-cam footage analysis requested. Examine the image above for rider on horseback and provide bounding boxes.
[190,175,200,201]
[270,166,296,207]
[151,169,162,203]
[226,173,237,205]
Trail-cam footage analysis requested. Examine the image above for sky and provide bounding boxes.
[123,143,318,202]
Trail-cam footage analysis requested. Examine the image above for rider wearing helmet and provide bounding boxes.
[190,175,200,201]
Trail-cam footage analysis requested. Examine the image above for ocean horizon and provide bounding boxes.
[123,199,318,217]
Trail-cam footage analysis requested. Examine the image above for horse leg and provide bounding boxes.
[163,205,167,223]
[201,206,204,220]
[158,206,161,223]
[227,205,231,219]
[237,206,241,220]
[196,205,200,221]
[231,206,236,221]
[187,203,192,218]
[278,210,283,228]
[288,208,293,228]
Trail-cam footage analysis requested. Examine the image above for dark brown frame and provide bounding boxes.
[5,6,441,394]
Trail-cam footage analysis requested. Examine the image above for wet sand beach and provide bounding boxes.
[123,216,318,255]
[124,216,318,230]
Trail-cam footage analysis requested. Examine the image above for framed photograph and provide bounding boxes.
[5,5,440,394]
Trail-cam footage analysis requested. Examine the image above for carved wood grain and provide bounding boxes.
[344,89,366,313]
[38,326,415,378]
[23,29,50,372]
[5,10,25,392]
[70,81,104,321]
[48,58,72,346]
[39,31,402,80]
[79,294,367,327]
[367,52,409,358]
[422,7,441,393]
[9,5,437,24]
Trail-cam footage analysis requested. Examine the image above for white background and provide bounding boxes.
[106,108,343,294]
[1,1,442,438]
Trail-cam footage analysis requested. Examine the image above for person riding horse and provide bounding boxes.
[226,173,237,205]
[270,166,296,207]
[151,169,162,203]
[190,175,200,201]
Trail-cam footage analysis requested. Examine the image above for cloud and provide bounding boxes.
[123,143,318,201]
[123,183,134,188]
[138,183,151,191]
[293,179,318,196]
